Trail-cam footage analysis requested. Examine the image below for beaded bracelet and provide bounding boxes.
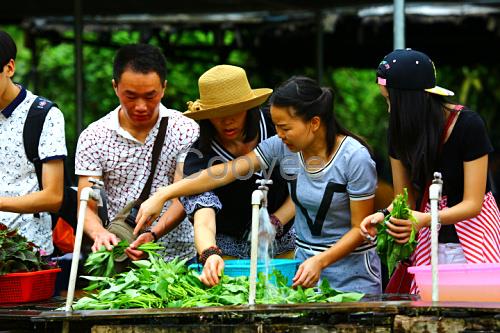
[269,214,284,238]
[199,245,223,265]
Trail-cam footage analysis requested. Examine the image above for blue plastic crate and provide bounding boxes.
[190,259,302,286]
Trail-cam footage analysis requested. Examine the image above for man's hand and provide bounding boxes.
[199,255,224,287]
[91,229,119,252]
[125,232,154,261]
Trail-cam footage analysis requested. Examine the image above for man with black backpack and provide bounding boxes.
[0,30,67,256]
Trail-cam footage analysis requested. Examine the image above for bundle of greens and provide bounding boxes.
[0,223,52,275]
[376,188,418,276]
[74,249,363,310]
[84,240,163,277]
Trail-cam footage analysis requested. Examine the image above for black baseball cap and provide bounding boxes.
[0,30,17,69]
[376,48,454,96]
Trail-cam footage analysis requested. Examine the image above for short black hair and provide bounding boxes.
[0,30,17,72]
[113,44,167,83]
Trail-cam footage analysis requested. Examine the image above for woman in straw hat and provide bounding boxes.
[360,49,499,294]
[136,75,382,293]
[181,65,295,286]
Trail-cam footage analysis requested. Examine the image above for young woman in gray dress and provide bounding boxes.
[137,76,382,294]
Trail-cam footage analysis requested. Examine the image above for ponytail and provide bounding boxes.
[271,76,372,155]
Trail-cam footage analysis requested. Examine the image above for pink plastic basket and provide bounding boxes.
[408,263,500,302]
[0,268,61,303]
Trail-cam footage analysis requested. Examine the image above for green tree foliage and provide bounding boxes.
[328,68,388,154]
[2,25,498,183]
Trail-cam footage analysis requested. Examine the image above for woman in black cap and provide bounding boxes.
[360,49,500,293]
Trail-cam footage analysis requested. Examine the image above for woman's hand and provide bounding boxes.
[292,256,324,288]
[135,192,166,234]
[386,210,429,244]
[199,255,224,287]
[359,211,385,241]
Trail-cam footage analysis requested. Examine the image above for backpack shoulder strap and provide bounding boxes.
[23,96,56,190]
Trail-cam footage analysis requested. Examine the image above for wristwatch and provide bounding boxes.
[377,208,390,217]
[144,226,158,242]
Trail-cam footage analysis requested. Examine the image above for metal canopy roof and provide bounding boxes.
[3,0,500,23]
[14,2,500,68]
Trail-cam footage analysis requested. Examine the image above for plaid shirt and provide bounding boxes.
[75,104,199,260]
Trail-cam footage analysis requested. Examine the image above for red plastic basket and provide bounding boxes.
[0,268,61,303]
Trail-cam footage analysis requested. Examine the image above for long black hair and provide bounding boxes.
[198,107,261,154]
[270,76,371,155]
[387,88,451,191]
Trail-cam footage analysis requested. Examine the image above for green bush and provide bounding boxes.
[2,25,498,183]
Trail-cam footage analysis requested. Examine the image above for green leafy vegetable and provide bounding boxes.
[0,223,53,275]
[84,240,163,277]
[73,246,364,310]
[376,188,418,276]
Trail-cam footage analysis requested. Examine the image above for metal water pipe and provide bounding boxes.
[394,0,405,49]
[429,172,443,302]
[74,0,84,136]
[64,178,104,312]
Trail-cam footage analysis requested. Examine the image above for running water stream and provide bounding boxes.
[249,179,274,304]
[258,207,276,265]
[257,206,276,301]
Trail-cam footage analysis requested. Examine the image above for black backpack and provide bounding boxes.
[23,96,78,229]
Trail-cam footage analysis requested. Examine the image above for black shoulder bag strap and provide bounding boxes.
[135,116,169,208]
[23,97,56,190]
[23,97,56,219]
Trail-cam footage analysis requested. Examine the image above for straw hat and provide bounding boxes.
[184,65,273,120]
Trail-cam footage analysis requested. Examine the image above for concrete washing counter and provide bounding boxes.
[0,294,499,332]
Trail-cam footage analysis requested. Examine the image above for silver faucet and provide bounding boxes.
[431,172,443,191]
[255,179,273,208]
[88,177,104,208]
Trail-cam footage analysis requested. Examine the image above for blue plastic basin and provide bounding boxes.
[190,258,302,286]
